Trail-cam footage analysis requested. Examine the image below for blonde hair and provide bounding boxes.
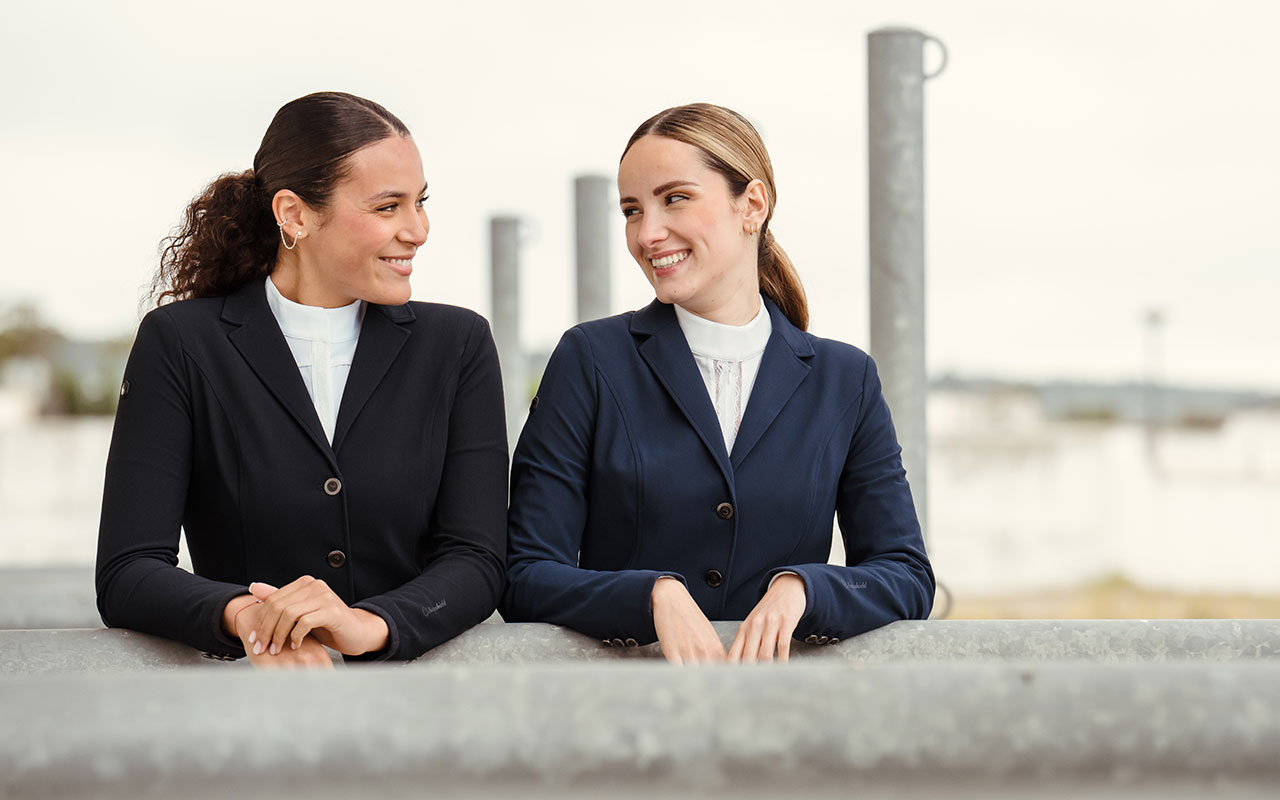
[622,103,808,331]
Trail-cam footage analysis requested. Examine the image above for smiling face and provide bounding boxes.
[277,134,429,308]
[618,135,765,325]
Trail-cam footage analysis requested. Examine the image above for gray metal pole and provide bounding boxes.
[490,216,525,444]
[575,175,613,323]
[867,27,946,541]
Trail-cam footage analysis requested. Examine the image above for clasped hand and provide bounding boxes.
[226,576,390,668]
[651,574,807,665]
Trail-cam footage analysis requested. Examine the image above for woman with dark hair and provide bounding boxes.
[96,92,507,666]
[502,103,933,664]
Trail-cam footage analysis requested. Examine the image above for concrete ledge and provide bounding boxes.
[4,619,1278,674]
[0,567,101,630]
[418,619,1280,665]
[3,662,1279,798]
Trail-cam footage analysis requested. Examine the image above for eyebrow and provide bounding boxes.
[366,181,430,203]
[618,180,699,206]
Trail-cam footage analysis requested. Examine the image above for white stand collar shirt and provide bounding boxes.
[264,276,365,444]
[674,297,772,454]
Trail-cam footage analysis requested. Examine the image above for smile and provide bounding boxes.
[380,256,414,276]
[650,251,689,269]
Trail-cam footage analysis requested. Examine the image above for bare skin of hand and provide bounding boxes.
[728,573,807,663]
[651,577,726,665]
[248,578,389,657]
[222,595,333,670]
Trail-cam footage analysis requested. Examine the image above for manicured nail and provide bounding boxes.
[291,641,298,651]
[269,644,279,656]
[252,641,263,655]
[248,631,257,644]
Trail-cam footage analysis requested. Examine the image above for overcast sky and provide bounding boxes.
[2,0,1277,390]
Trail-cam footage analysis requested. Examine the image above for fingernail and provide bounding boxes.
[291,641,298,651]
[248,631,257,644]
[270,644,279,656]
[252,641,263,655]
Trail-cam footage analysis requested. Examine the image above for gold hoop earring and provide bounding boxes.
[278,221,299,251]
[744,221,759,236]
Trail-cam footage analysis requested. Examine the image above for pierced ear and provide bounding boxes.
[272,190,306,232]
[742,179,769,228]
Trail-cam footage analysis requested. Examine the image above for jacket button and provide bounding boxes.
[624,638,639,647]
[611,638,625,647]
[119,379,130,397]
[817,636,830,645]
[326,550,346,568]
[323,478,342,496]
[703,569,723,588]
[804,635,819,644]
[715,502,734,520]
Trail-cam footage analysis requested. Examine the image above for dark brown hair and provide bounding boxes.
[151,92,411,305]
[622,103,808,331]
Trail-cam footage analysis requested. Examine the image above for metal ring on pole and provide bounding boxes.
[923,35,948,80]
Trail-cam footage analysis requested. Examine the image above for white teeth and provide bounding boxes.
[383,258,411,266]
[650,252,688,268]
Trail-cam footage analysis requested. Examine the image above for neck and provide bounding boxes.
[270,258,352,309]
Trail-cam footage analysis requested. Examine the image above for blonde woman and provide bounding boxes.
[502,104,933,663]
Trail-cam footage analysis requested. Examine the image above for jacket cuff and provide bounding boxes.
[206,587,252,659]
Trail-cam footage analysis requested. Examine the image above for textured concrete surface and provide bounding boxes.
[417,619,1280,665]
[5,619,1277,674]
[0,567,101,630]
[2,662,1279,798]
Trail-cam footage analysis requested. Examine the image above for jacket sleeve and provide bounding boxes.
[501,327,679,644]
[762,355,935,641]
[351,314,509,661]
[95,309,248,657]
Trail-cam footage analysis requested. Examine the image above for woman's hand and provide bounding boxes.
[651,577,726,665]
[248,578,390,657]
[728,573,807,663]
[224,595,333,669]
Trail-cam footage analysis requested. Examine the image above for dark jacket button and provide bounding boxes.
[326,550,346,568]
[715,502,734,520]
[624,638,639,647]
[704,569,723,588]
[323,478,342,496]
[611,638,625,647]
[804,635,819,644]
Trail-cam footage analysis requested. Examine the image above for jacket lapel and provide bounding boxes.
[730,298,814,470]
[331,302,413,452]
[221,280,336,467]
[631,300,733,482]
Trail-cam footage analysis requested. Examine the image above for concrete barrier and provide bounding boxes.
[4,619,1278,675]
[2,661,1279,799]
[0,567,101,630]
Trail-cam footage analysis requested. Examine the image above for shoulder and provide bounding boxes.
[135,296,227,346]
[396,301,492,340]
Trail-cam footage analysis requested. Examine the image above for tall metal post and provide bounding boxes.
[575,175,613,323]
[490,216,525,444]
[867,27,946,541]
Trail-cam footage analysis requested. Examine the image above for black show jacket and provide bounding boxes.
[96,280,507,661]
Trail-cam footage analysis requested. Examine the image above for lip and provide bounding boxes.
[380,256,414,276]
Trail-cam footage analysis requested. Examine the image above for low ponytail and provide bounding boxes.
[758,229,808,331]
[151,170,276,305]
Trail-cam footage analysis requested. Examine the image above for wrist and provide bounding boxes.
[221,594,259,639]
[351,608,390,655]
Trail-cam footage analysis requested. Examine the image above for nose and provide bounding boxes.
[402,207,429,246]
[635,210,666,251]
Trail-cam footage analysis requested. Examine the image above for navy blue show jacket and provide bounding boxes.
[96,280,508,661]
[501,298,934,644]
